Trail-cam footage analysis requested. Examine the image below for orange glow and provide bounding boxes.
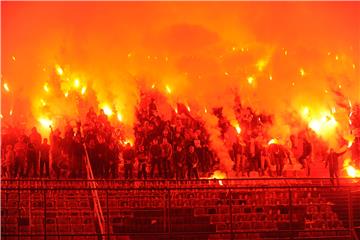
[343,159,360,178]
[64,91,69,98]
[268,138,278,145]
[247,76,254,85]
[151,83,155,89]
[38,117,53,128]
[3,83,10,92]
[300,68,305,77]
[55,64,63,76]
[102,104,113,116]
[165,85,172,94]
[208,170,226,186]
[256,59,267,71]
[43,82,50,93]
[81,86,87,95]
[40,99,46,106]
[9,109,13,116]
[73,78,80,88]
[117,112,123,122]
[12,55,16,61]
[186,105,191,112]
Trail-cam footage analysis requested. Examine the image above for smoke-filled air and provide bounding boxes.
[2,2,360,177]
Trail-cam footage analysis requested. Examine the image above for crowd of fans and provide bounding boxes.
[1,94,357,182]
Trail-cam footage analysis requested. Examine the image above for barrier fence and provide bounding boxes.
[1,179,360,240]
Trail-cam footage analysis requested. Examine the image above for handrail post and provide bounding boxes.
[106,190,110,240]
[229,188,233,240]
[17,180,20,240]
[44,189,47,240]
[289,187,293,240]
[348,188,353,238]
[167,188,171,240]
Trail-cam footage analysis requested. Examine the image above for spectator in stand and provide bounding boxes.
[326,148,347,186]
[137,145,148,179]
[173,144,186,180]
[187,145,199,180]
[123,143,135,180]
[13,136,27,178]
[70,135,84,178]
[94,135,108,178]
[161,137,173,179]
[50,129,63,179]
[26,142,38,177]
[2,145,14,178]
[150,138,162,178]
[29,127,42,163]
[108,142,120,179]
[39,138,50,178]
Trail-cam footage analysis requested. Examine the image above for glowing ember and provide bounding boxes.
[174,107,178,114]
[43,82,50,93]
[39,117,53,128]
[81,86,87,95]
[268,138,278,145]
[204,107,208,113]
[269,74,273,81]
[102,105,113,116]
[12,56,16,61]
[165,85,172,94]
[3,83,10,92]
[64,91,69,98]
[55,64,63,76]
[300,68,305,76]
[151,83,155,89]
[247,76,254,85]
[186,105,191,112]
[9,109,13,116]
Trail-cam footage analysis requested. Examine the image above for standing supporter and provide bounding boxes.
[26,142,38,177]
[70,135,84,178]
[13,136,27,178]
[150,138,162,178]
[51,129,63,179]
[137,145,148,179]
[161,137,173,179]
[108,142,120,179]
[173,144,186,180]
[2,145,14,178]
[39,138,50,178]
[123,143,135,180]
[326,148,347,186]
[187,145,199,179]
[95,135,108,178]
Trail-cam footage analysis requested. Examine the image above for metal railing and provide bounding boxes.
[1,179,360,240]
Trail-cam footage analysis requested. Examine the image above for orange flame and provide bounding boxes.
[268,138,278,145]
[343,158,360,178]
[208,170,226,186]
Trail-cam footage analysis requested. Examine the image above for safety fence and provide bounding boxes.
[1,179,360,240]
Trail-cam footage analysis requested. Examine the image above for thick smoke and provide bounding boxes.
[2,2,359,172]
